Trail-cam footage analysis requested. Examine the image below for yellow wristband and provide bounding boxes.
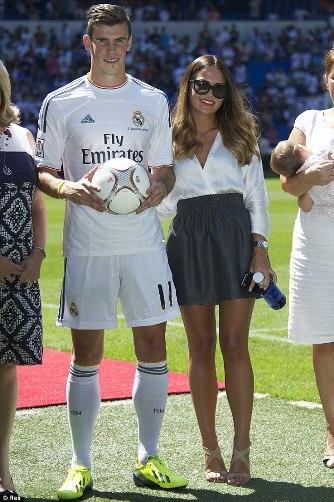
[56,180,66,198]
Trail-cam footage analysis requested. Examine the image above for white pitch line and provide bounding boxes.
[288,400,322,410]
[44,303,59,309]
[43,303,289,343]
[16,393,322,417]
[19,312,322,412]
[17,408,44,417]
[218,391,270,400]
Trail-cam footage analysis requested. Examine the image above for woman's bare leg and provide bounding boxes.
[0,363,17,492]
[313,342,334,466]
[219,298,255,485]
[181,304,227,479]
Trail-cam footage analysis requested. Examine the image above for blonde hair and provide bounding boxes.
[323,47,334,88]
[270,140,302,177]
[173,54,259,165]
[0,60,20,128]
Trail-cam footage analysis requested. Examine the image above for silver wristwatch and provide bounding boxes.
[253,240,268,250]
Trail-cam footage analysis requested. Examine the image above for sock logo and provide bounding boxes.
[70,410,82,415]
[153,408,165,413]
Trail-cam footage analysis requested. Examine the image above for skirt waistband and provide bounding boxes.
[176,193,244,214]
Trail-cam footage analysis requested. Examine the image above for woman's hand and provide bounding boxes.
[0,256,24,283]
[19,248,44,283]
[305,159,334,186]
[249,248,276,291]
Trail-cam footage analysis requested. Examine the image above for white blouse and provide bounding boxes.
[158,132,270,238]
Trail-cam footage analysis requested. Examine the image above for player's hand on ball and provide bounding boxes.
[64,167,107,212]
[136,179,167,213]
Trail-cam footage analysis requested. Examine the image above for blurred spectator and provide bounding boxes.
[249,0,262,19]
[0,0,327,21]
[0,8,332,166]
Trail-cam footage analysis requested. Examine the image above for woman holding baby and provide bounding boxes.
[276,48,334,469]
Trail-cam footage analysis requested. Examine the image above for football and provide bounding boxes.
[92,158,150,214]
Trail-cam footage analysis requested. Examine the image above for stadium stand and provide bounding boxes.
[1,0,333,21]
[0,1,333,167]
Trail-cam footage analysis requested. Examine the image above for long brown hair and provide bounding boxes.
[173,54,259,165]
[0,61,20,129]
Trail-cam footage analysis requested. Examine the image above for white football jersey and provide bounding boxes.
[36,75,173,256]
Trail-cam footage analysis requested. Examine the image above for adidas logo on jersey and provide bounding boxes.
[81,114,95,124]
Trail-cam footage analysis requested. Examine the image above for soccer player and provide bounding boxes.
[36,4,188,499]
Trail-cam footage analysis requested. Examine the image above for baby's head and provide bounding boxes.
[270,140,311,177]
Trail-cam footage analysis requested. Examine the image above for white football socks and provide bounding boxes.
[132,360,168,464]
[66,363,100,469]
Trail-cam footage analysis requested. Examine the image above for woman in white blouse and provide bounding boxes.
[161,55,274,485]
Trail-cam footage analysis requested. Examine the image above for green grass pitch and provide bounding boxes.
[15,395,333,500]
[40,177,317,403]
[13,177,334,500]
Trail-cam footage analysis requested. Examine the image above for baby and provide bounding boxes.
[270,140,334,215]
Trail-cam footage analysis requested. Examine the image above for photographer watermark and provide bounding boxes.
[0,494,22,501]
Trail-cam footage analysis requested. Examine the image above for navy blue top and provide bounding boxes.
[0,124,36,264]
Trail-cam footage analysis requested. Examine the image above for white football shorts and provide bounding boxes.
[57,249,180,329]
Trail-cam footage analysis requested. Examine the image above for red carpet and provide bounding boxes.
[17,348,225,409]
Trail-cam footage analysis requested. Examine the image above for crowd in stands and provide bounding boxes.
[1,14,333,164]
[1,0,333,21]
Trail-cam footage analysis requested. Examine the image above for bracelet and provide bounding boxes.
[33,246,46,259]
[56,180,67,198]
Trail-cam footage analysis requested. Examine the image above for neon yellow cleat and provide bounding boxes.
[56,465,93,500]
[133,456,188,490]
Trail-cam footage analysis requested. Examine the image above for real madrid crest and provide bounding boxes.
[69,302,79,316]
[132,109,145,127]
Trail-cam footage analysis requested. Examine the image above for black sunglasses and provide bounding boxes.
[190,79,226,99]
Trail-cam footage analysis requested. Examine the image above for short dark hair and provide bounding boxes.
[86,4,131,39]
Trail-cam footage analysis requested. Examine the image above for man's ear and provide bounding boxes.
[83,34,91,52]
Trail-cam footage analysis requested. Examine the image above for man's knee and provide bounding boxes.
[71,329,104,366]
[133,323,167,362]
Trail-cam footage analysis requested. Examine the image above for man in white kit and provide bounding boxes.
[36,4,188,499]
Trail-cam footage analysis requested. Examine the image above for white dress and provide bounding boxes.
[297,150,334,219]
[289,109,334,343]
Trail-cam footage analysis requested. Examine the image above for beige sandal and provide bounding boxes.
[227,445,251,486]
[203,446,228,483]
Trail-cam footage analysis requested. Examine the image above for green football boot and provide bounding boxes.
[133,455,188,490]
[56,465,93,500]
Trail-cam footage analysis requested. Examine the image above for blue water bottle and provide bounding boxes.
[242,271,286,310]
